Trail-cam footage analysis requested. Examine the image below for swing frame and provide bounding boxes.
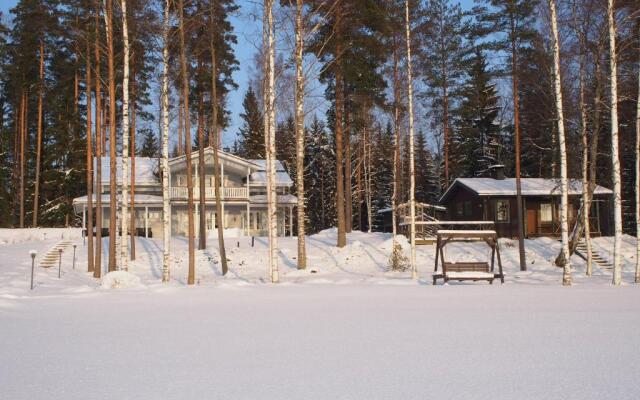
[432,230,505,285]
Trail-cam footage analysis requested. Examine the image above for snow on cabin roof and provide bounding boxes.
[72,194,162,212]
[248,159,286,171]
[440,178,612,202]
[248,159,293,186]
[95,157,159,185]
[249,194,298,205]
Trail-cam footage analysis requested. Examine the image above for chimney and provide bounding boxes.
[489,164,505,180]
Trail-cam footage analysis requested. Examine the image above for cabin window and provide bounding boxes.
[495,200,510,222]
[464,201,473,217]
[456,202,463,217]
[177,175,186,186]
[540,203,553,223]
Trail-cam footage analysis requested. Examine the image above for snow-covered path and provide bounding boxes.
[2,284,640,400]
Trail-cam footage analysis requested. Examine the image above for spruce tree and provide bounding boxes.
[237,87,264,158]
[414,130,439,204]
[138,128,160,158]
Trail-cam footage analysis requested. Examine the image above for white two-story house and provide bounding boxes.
[72,148,297,239]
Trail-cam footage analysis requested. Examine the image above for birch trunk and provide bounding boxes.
[549,0,571,286]
[391,35,400,245]
[294,0,306,269]
[405,0,417,279]
[33,39,44,227]
[161,0,171,283]
[635,26,640,283]
[178,0,196,285]
[120,0,131,271]
[608,0,623,286]
[197,89,206,250]
[264,0,279,282]
[85,38,94,273]
[104,0,118,272]
[208,8,228,275]
[94,0,103,278]
[130,64,136,260]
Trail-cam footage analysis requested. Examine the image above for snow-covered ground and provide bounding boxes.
[1,228,640,399]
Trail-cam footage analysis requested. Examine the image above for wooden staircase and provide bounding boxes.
[574,239,613,272]
[39,240,74,269]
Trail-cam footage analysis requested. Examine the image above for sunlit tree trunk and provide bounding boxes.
[161,0,171,283]
[264,0,279,282]
[120,0,131,271]
[334,0,346,248]
[178,0,196,284]
[391,34,400,246]
[549,0,571,286]
[405,0,417,279]
[94,0,103,278]
[130,62,137,260]
[85,38,94,273]
[635,27,640,283]
[294,0,306,269]
[33,39,44,227]
[197,89,206,250]
[608,0,622,286]
[19,89,26,229]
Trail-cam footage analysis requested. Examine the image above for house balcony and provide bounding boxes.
[170,186,249,200]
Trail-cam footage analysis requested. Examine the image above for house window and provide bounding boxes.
[495,200,510,222]
[456,202,463,217]
[540,203,553,223]
[177,175,186,186]
[464,201,472,217]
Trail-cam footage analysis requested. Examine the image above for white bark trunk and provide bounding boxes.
[161,0,171,283]
[608,0,623,285]
[120,0,130,271]
[295,0,306,269]
[549,0,571,286]
[579,39,594,277]
[405,0,417,280]
[264,0,278,283]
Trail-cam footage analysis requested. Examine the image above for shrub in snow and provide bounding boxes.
[100,271,142,289]
[388,243,410,272]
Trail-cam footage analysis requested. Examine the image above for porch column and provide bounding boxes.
[82,204,86,230]
[145,206,149,238]
[195,203,200,240]
[221,202,225,229]
[220,161,225,200]
[289,206,293,237]
[246,167,250,198]
[246,202,250,237]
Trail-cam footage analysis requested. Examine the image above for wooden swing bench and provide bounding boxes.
[432,230,505,285]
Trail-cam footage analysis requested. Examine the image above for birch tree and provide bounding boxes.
[294,0,306,269]
[608,0,622,286]
[405,0,417,280]
[548,0,570,286]
[120,0,131,271]
[264,0,278,282]
[161,0,170,283]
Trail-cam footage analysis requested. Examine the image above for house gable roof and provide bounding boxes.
[440,178,613,203]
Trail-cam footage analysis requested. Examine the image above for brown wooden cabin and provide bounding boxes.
[439,168,613,239]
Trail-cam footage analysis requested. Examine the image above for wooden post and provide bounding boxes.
[145,206,149,238]
[246,203,250,236]
[82,205,86,230]
[289,206,293,237]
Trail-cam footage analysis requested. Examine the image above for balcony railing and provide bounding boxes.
[170,186,249,199]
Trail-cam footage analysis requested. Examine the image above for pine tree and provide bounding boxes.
[304,116,336,233]
[237,87,264,158]
[414,130,439,204]
[453,47,501,178]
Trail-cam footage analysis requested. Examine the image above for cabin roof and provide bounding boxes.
[440,177,613,203]
[96,157,159,185]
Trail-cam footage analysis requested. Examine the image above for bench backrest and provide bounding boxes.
[443,262,490,273]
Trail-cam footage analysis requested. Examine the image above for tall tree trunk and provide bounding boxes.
[549,0,571,286]
[405,0,417,280]
[120,0,131,271]
[635,26,640,283]
[104,0,118,272]
[130,62,137,260]
[178,96,184,155]
[334,0,346,248]
[94,0,103,278]
[197,89,206,250]
[161,0,171,283]
[33,39,44,227]
[608,0,623,286]
[391,33,400,245]
[208,10,228,276]
[264,0,279,282]
[510,12,527,271]
[345,105,352,233]
[294,0,306,269]
[20,90,26,229]
[178,0,196,285]
[85,38,94,273]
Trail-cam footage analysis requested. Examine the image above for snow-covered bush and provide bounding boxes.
[388,242,410,272]
[100,271,142,289]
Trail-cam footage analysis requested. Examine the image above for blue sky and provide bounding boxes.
[1,0,477,147]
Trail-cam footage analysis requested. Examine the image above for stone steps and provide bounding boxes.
[39,240,74,269]
[575,241,613,271]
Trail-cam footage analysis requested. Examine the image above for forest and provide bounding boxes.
[0,0,638,283]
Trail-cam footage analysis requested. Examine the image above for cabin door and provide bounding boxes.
[526,209,538,236]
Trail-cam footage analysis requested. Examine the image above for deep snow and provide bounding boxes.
[1,228,639,399]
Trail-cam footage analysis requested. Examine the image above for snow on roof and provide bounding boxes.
[441,178,612,202]
[249,194,298,205]
[72,194,163,211]
[95,157,159,185]
[248,159,286,171]
[249,171,293,186]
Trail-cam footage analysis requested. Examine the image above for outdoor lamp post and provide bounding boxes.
[72,245,77,270]
[29,250,37,290]
[58,248,63,279]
